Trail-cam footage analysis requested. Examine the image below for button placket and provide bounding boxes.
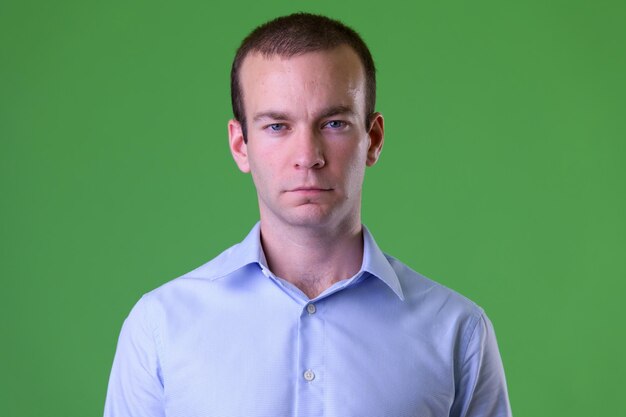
[296,299,324,415]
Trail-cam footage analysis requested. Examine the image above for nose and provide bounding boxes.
[293,128,325,169]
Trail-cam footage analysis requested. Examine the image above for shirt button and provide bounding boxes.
[303,369,315,382]
[306,303,317,314]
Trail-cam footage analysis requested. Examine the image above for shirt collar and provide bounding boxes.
[361,225,405,300]
[208,222,405,301]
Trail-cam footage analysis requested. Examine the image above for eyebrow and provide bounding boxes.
[318,105,355,120]
[252,105,356,123]
[252,111,291,122]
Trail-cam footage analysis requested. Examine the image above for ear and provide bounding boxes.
[228,119,250,173]
[366,112,384,167]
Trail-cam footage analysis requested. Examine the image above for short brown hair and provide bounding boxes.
[230,13,377,141]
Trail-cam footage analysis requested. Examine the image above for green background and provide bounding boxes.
[1,0,624,415]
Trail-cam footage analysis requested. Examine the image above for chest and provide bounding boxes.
[159,291,458,417]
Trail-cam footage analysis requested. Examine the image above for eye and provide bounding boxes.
[267,123,285,132]
[264,123,288,134]
[324,120,347,129]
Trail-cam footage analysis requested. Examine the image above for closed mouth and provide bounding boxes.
[286,187,333,195]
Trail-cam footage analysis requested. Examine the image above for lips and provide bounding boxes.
[285,186,333,195]
[290,186,332,192]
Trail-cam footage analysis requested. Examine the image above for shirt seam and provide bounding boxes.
[457,310,485,417]
[141,293,166,393]
[459,309,483,368]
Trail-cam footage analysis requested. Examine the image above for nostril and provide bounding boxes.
[295,155,325,169]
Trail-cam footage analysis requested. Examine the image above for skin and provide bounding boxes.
[228,45,384,299]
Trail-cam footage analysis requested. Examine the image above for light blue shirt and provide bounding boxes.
[104,223,512,417]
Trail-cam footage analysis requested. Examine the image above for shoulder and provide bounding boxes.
[385,253,484,323]
[376,253,497,377]
[137,239,255,311]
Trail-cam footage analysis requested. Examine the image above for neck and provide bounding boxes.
[259,217,364,299]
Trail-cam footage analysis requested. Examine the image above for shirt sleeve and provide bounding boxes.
[450,312,512,417]
[104,295,165,417]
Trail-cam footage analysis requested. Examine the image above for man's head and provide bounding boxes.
[230,13,376,141]
[228,14,384,231]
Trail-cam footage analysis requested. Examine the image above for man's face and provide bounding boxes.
[229,45,384,230]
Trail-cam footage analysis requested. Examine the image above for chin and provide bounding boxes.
[278,205,334,227]
[283,203,357,230]
[289,214,334,228]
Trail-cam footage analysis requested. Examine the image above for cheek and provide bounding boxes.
[336,146,368,186]
[346,163,366,188]
[249,151,280,190]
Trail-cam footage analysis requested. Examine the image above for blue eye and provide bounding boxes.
[268,123,284,131]
[325,120,346,129]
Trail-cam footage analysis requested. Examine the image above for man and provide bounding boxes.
[104,13,512,417]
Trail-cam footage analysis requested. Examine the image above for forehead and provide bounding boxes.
[238,45,366,117]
